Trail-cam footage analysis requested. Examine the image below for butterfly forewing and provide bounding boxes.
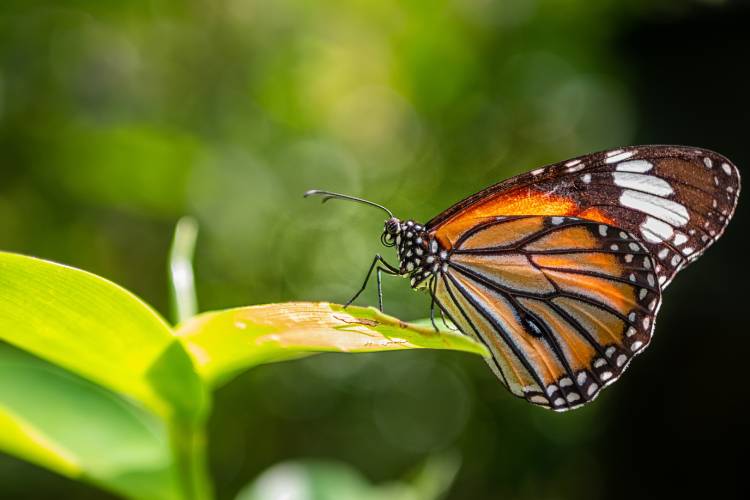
[427,146,740,287]
[433,216,661,411]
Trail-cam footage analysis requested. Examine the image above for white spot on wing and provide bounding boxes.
[673,232,688,246]
[640,215,674,244]
[530,394,548,404]
[616,160,652,172]
[606,150,635,163]
[582,173,591,184]
[722,163,732,175]
[619,190,690,226]
[613,172,674,196]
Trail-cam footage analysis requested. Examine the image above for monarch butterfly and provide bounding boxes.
[306,145,740,411]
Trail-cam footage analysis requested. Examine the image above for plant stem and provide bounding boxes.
[169,416,213,500]
[169,217,200,324]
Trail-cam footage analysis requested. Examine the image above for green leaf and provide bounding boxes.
[0,345,180,500]
[0,251,206,420]
[175,302,488,387]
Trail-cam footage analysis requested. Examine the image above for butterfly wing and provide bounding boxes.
[428,146,740,287]
[432,216,661,411]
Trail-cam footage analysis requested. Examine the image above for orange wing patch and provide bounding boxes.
[525,226,599,252]
[431,186,615,249]
[433,216,662,411]
[542,270,642,315]
[459,216,545,250]
[531,252,621,276]
[451,253,556,295]
[517,297,597,374]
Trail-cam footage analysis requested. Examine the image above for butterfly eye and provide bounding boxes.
[385,217,401,235]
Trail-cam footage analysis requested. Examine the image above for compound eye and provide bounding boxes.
[385,218,401,235]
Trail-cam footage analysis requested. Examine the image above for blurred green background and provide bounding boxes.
[1,0,748,499]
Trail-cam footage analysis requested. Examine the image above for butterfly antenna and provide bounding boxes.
[304,189,394,218]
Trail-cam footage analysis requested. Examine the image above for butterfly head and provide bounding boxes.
[303,189,440,288]
[380,217,402,246]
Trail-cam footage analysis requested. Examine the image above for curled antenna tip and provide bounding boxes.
[303,189,335,204]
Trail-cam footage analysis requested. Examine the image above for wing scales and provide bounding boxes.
[428,145,740,287]
[432,216,661,411]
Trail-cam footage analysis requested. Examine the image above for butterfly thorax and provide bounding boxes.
[384,218,448,290]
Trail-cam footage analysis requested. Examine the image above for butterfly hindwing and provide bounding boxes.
[432,216,661,411]
[428,146,740,287]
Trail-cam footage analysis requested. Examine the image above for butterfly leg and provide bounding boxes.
[429,277,439,332]
[345,254,399,311]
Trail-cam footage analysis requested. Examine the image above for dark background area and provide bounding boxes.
[1,1,748,499]
[605,5,749,499]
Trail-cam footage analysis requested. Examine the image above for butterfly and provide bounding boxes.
[306,145,741,411]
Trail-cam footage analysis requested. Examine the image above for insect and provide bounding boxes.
[306,146,740,411]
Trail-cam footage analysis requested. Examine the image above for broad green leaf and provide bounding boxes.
[0,345,180,500]
[0,251,206,420]
[175,302,488,387]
